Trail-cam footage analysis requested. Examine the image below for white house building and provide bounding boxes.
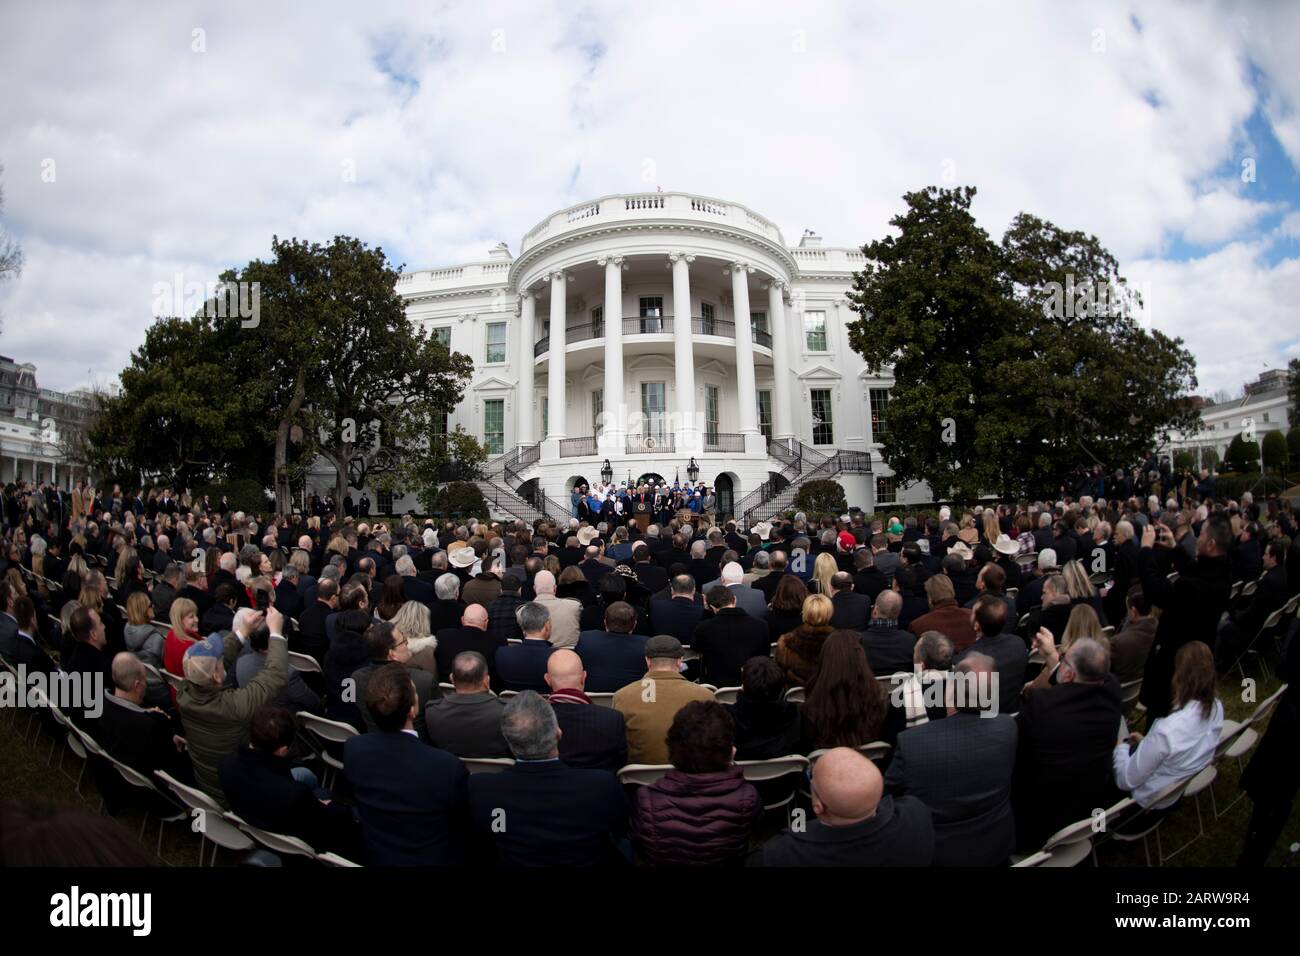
[348,192,932,523]
[1166,368,1293,469]
[0,355,95,488]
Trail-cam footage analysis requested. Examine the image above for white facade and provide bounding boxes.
[363,192,929,520]
[0,357,94,488]
[1165,370,1292,469]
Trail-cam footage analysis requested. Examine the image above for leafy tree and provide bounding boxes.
[846,186,1200,500]
[1289,358,1300,424]
[1173,451,1196,471]
[1287,427,1300,473]
[1222,433,1260,474]
[427,480,490,519]
[1261,430,1288,474]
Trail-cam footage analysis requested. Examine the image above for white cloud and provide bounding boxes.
[0,0,1296,395]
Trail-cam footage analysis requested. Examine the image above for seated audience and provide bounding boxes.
[424,651,510,758]
[575,601,649,693]
[725,656,803,761]
[613,635,714,765]
[774,593,835,689]
[690,585,772,688]
[801,630,891,752]
[860,590,915,678]
[494,602,555,693]
[544,649,628,771]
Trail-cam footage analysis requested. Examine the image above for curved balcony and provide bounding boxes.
[534,316,771,358]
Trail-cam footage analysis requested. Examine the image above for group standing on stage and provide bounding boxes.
[572,479,717,527]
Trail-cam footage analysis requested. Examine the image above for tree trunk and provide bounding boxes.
[320,447,351,514]
[274,371,307,514]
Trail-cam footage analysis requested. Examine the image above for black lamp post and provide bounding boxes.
[601,459,613,484]
[686,457,700,484]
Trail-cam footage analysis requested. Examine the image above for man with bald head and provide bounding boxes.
[749,748,934,866]
[433,603,502,686]
[90,652,194,793]
[529,569,581,649]
[544,649,627,771]
[861,590,916,677]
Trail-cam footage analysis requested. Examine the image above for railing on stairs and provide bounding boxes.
[739,443,872,527]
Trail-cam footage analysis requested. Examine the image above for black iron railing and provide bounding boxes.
[559,436,598,458]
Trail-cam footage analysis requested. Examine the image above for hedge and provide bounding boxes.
[425,481,490,519]
[793,479,847,514]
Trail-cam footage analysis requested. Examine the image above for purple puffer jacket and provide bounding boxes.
[631,767,763,866]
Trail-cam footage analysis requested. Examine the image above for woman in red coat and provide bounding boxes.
[162,597,202,677]
[630,700,762,866]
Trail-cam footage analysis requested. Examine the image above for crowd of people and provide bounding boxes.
[1,475,1297,867]
[570,478,717,527]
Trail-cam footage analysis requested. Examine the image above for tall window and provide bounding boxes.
[484,399,504,455]
[810,389,834,445]
[876,476,897,505]
[431,407,449,451]
[757,390,773,441]
[869,388,890,441]
[751,311,769,337]
[639,296,664,333]
[431,326,451,348]
[590,305,604,339]
[377,489,394,513]
[591,388,604,436]
[641,382,666,440]
[700,302,716,335]
[804,311,827,351]
[705,386,720,443]
[541,396,549,440]
[485,322,507,363]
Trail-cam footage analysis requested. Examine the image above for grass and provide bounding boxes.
[1,666,1297,867]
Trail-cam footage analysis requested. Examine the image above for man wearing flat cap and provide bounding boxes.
[612,635,713,765]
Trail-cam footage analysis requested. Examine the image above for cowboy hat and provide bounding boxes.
[577,526,599,547]
[751,521,772,541]
[993,534,1019,556]
[449,547,478,569]
[947,541,974,560]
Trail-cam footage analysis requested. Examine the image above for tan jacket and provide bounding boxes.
[613,668,714,765]
[531,594,581,649]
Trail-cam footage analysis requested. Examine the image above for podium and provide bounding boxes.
[633,502,650,533]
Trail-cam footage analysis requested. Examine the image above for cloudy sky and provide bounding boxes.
[1,0,1297,395]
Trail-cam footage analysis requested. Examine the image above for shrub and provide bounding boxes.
[1222,434,1261,474]
[1288,428,1300,472]
[1262,430,1288,473]
[425,481,489,519]
[794,479,847,515]
[1210,472,1290,502]
[1173,451,1196,471]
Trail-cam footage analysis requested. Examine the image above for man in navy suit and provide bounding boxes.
[397,555,436,606]
[494,602,555,693]
[544,649,627,770]
[648,575,705,644]
[343,663,470,866]
[468,690,628,866]
[828,572,872,631]
[574,602,649,693]
[883,654,1018,866]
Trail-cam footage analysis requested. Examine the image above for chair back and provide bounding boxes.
[297,712,360,745]
[287,651,321,674]
[227,812,317,859]
[588,692,617,709]
[617,763,672,787]
[783,686,805,704]
[712,686,741,705]
[461,757,516,774]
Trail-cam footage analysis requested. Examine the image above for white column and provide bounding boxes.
[546,272,568,445]
[670,252,697,454]
[731,262,762,451]
[516,290,536,447]
[767,279,794,441]
[600,256,624,454]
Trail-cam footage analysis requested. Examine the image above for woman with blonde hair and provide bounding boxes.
[162,597,202,679]
[114,546,138,589]
[392,600,437,675]
[1060,603,1103,650]
[1060,559,1108,625]
[774,593,835,688]
[810,552,839,597]
[123,590,166,673]
[66,553,90,579]
[981,511,1001,549]
[957,513,980,545]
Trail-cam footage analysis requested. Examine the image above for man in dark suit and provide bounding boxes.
[343,664,470,866]
[468,691,628,866]
[1138,515,1231,723]
[753,551,788,603]
[631,543,668,595]
[648,575,705,645]
[828,573,871,631]
[351,621,439,737]
[655,534,691,573]
[178,566,214,620]
[1012,637,1123,851]
[851,550,888,603]
[485,576,526,646]
[1104,520,1141,625]
[219,704,363,858]
[294,578,337,666]
[860,591,916,678]
[686,541,718,593]
[87,653,193,786]
[544,650,627,770]
[883,655,1018,866]
[689,586,771,688]
[398,559,436,606]
[579,544,615,588]
[433,604,504,685]
[1217,539,1289,670]
[575,601,650,693]
[749,747,934,867]
[273,565,304,620]
[558,535,585,570]
[423,651,510,757]
[954,596,1027,717]
[494,601,555,693]
[0,594,57,674]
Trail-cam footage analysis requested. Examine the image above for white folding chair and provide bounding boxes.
[317,850,363,867]
[736,754,809,823]
[1012,850,1053,867]
[461,756,516,774]
[783,686,805,704]
[1015,815,1098,868]
[226,812,318,862]
[712,686,741,705]
[858,741,892,767]
[154,770,254,865]
[296,712,359,788]
[1104,775,1196,866]
[161,670,185,693]
[1119,679,1142,710]
[45,701,90,792]
[617,763,673,787]
[287,651,321,674]
[588,692,617,708]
